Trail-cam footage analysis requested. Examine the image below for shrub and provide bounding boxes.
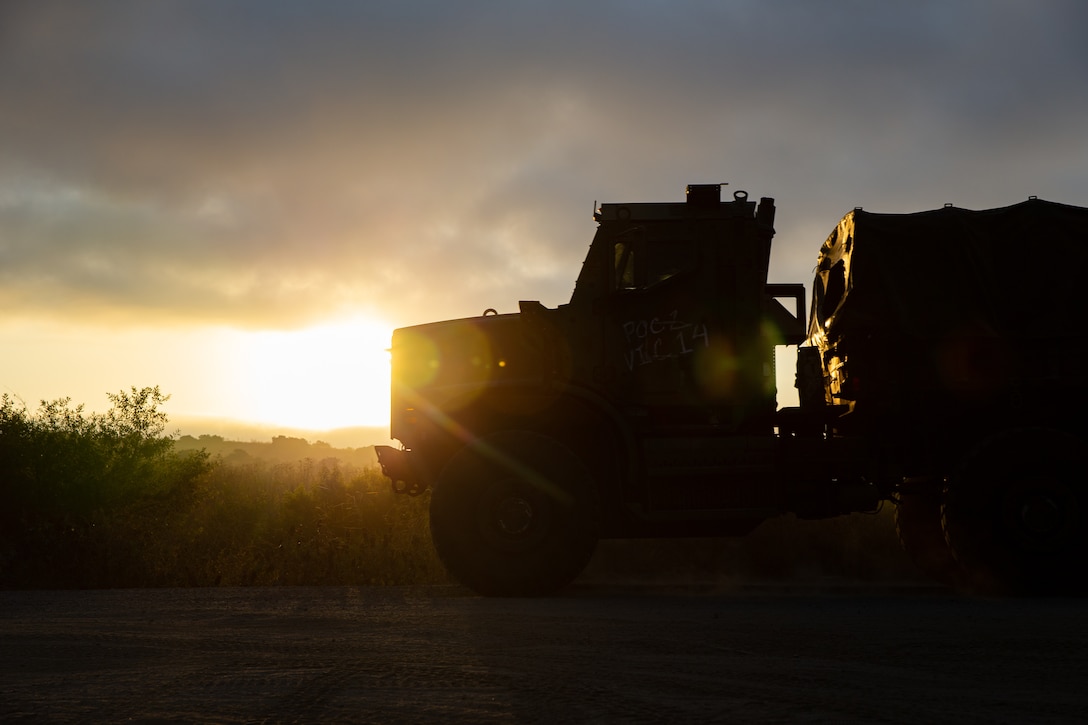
[0,388,212,587]
[0,391,446,588]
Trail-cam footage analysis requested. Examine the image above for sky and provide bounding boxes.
[2,0,1086,446]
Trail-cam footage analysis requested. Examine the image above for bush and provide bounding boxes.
[0,388,213,587]
[0,389,446,589]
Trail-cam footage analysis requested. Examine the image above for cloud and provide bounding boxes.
[2,0,1086,328]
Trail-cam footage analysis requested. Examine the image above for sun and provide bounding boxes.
[230,316,393,431]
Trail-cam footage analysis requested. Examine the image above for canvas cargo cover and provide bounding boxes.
[808,198,1088,346]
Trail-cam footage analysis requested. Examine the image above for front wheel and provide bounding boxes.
[429,430,599,596]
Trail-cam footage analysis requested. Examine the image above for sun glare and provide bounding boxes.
[230,317,392,431]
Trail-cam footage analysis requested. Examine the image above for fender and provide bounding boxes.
[386,378,639,502]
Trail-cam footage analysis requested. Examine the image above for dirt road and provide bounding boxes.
[1,583,1085,723]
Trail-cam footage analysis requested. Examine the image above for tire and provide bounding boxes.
[429,430,599,596]
[894,485,964,589]
[942,428,1086,595]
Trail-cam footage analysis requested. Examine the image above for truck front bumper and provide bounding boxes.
[375,445,427,496]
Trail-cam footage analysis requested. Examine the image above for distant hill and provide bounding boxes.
[169,416,393,450]
[175,434,380,468]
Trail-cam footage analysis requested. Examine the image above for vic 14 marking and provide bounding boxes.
[622,310,709,371]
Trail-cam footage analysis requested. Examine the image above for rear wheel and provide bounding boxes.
[429,430,599,596]
[942,428,1085,595]
[895,484,964,589]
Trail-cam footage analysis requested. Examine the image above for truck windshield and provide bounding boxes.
[613,237,696,291]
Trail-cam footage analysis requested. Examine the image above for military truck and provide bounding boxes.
[376,184,1086,596]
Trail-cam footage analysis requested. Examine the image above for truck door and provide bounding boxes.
[605,225,716,422]
[604,218,776,433]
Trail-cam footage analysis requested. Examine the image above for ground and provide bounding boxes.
[2,583,1085,723]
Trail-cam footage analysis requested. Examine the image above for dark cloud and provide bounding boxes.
[2,0,1086,328]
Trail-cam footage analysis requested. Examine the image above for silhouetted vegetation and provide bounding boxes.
[1,387,917,590]
[0,388,444,589]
